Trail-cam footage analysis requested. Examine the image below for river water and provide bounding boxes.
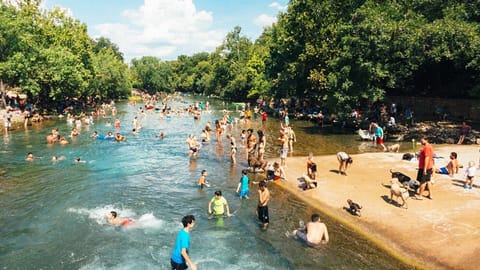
[0,98,413,269]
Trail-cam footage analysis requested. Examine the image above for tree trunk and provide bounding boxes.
[0,79,6,109]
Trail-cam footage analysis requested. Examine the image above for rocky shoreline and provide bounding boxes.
[386,122,479,144]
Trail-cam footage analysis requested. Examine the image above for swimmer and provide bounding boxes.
[91,131,99,138]
[51,156,66,162]
[74,157,86,164]
[156,131,166,139]
[25,152,34,162]
[106,211,134,226]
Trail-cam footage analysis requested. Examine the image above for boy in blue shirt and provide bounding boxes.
[171,215,196,270]
[236,169,250,199]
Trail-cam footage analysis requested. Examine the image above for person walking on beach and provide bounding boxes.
[416,136,434,200]
[208,190,231,217]
[464,161,477,189]
[170,215,197,270]
[257,180,270,229]
[288,213,329,246]
[236,169,250,199]
[337,152,353,176]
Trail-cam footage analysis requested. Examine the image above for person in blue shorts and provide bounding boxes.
[171,215,197,270]
[236,169,250,199]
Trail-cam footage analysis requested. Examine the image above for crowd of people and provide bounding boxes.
[4,94,479,270]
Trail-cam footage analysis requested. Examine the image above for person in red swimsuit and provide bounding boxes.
[107,211,133,226]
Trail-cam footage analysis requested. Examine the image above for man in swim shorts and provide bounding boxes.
[107,211,133,226]
[435,152,459,177]
[291,213,329,246]
[257,180,270,229]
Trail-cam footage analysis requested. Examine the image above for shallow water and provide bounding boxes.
[0,98,414,269]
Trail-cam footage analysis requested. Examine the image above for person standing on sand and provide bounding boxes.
[416,136,434,200]
[337,152,353,176]
[170,215,197,270]
[257,180,270,229]
[464,161,476,189]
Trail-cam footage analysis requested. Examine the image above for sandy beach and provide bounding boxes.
[274,144,480,270]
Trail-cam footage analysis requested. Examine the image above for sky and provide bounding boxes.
[42,0,289,63]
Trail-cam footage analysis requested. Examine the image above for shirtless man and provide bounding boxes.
[290,213,329,246]
[435,152,459,177]
[257,180,270,229]
[106,211,133,226]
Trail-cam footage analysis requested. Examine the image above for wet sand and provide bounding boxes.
[273,144,480,270]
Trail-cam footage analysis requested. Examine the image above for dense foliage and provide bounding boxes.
[165,0,480,115]
[2,0,480,115]
[0,0,131,110]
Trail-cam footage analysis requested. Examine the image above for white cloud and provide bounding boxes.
[269,2,287,11]
[93,0,225,62]
[254,14,277,28]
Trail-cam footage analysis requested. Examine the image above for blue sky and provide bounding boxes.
[43,0,289,62]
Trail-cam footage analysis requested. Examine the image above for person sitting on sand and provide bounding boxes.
[288,213,329,247]
[271,161,287,181]
[107,211,134,226]
[248,153,268,173]
[435,152,459,177]
[337,152,353,175]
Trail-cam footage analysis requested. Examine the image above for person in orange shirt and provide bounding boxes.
[416,136,434,200]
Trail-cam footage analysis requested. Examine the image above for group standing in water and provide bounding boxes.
[24,95,330,269]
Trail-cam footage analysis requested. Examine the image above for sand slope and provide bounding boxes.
[273,144,480,270]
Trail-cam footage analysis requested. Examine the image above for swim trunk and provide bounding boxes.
[257,205,269,224]
[189,147,198,153]
[295,230,308,242]
[438,167,448,174]
[416,168,433,183]
[170,259,188,270]
[280,147,288,159]
[120,219,133,226]
[239,190,249,197]
[376,137,384,144]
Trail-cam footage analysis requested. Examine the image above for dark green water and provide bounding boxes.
[0,98,414,269]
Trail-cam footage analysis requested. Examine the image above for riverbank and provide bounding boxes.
[273,144,480,270]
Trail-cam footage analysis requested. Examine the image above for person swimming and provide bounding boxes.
[107,211,133,226]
